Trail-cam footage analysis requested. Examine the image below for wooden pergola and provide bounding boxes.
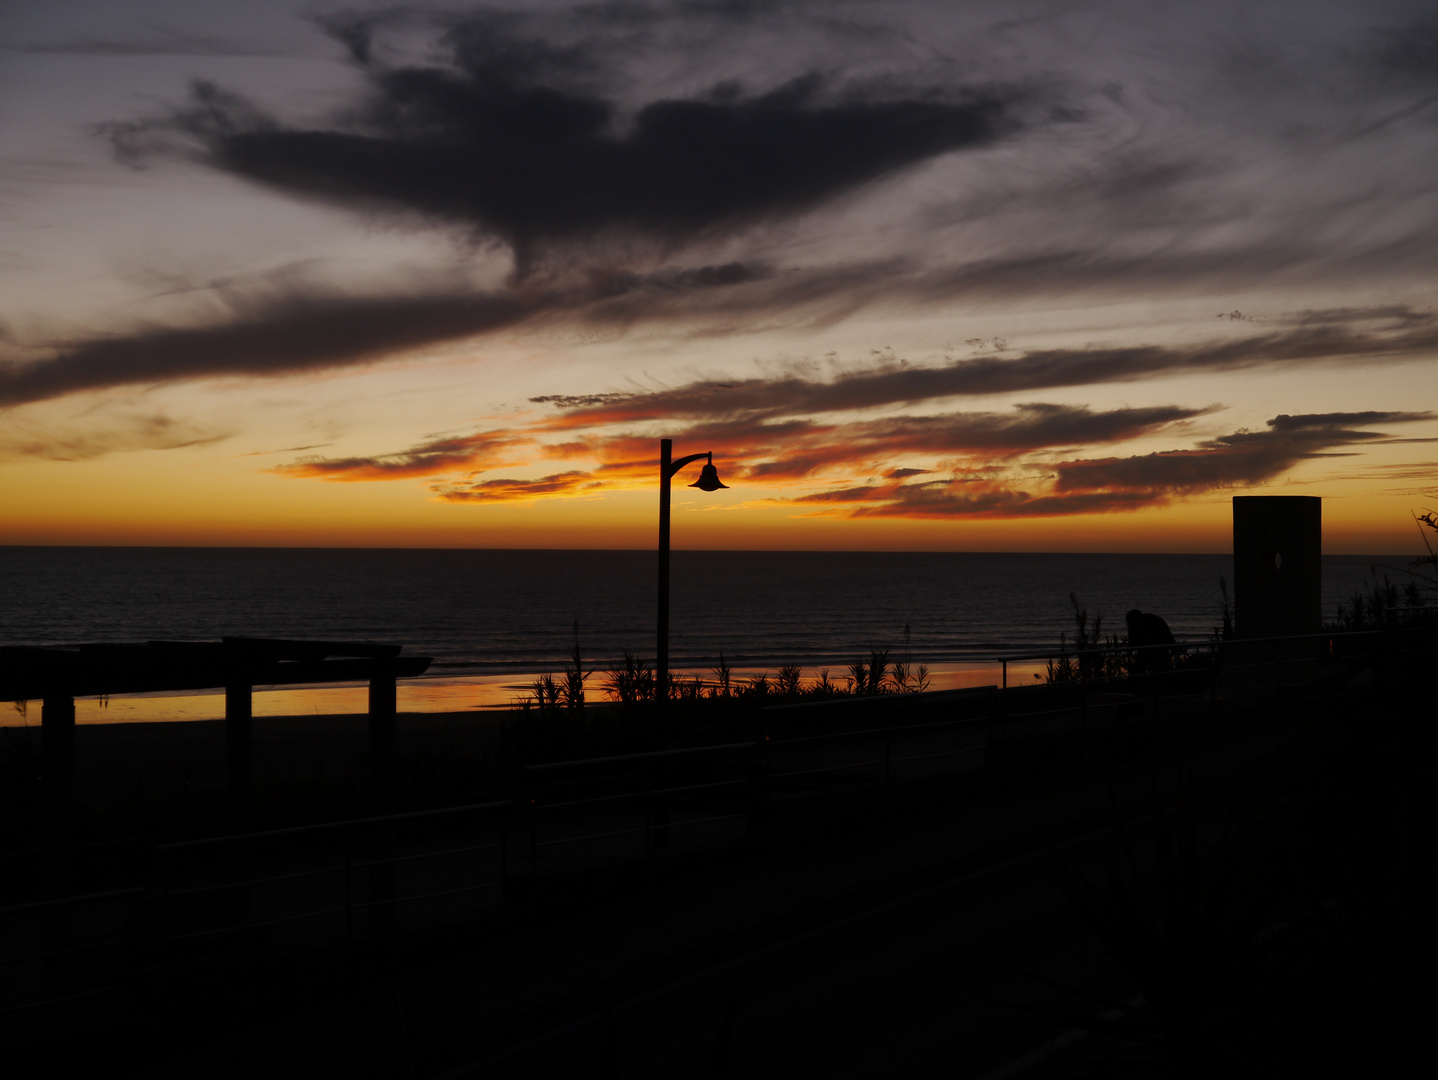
[0,637,432,900]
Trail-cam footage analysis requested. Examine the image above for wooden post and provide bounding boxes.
[368,662,398,926]
[225,680,253,832]
[41,691,75,1000]
[41,692,75,874]
[225,676,253,911]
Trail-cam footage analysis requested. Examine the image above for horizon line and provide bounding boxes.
[0,543,1413,558]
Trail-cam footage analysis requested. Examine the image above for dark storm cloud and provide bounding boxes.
[107,13,1020,268]
[22,3,1431,424]
[1370,19,1438,90]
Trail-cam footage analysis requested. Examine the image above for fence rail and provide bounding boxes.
[1,624,1422,1026]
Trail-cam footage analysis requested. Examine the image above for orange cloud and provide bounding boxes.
[433,470,605,502]
[269,347,1436,523]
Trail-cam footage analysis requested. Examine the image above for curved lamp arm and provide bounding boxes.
[665,451,711,480]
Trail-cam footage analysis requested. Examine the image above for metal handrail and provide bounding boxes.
[996,626,1424,665]
[763,684,997,713]
[156,799,510,851]
[0,886,143,919]
[527,741,754,771]
[4,637,1407,1026]
[535,812,748,851]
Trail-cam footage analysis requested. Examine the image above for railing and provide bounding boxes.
[1,625,1425,1027]
[996,626,1425,690]
[0,887,144,1016]
[154,799,512,948]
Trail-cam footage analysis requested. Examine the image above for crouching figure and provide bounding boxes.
[1126,609,1176,675]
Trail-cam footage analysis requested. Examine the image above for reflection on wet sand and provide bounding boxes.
[2,662,1044,725]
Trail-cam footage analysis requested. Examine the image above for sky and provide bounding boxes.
[1,0,1435,552]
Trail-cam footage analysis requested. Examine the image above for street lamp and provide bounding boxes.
[657,438,728,707]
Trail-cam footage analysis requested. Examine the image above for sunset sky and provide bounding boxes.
[2,0,1435,551]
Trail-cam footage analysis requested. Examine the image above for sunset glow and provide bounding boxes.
[2,1,1434,552]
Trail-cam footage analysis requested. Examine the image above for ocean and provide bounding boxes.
[0,547,1403,720]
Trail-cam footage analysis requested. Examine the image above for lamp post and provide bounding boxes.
[657,438,727,707]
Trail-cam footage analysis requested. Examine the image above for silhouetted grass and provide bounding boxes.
[1041,591,1227,687]
[521,624,934,711]
[1328,511,1438,630]
[1329,570,1434,631]
[603,650,655,704]
[1043,593,1129,684]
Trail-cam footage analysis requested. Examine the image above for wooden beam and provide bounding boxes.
[0,648,430,702]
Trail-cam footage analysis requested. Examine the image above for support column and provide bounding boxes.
[41,691,75,999]
[368,663,398,926]
[225,678,253,910]
[225,680,253,833]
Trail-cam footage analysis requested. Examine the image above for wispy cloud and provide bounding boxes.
[10,32,289,58]
[272,430,528,481]
[0,264,778,411]
[271,326,1438,523]
[231,443,332,458]
[0,410,230,462]
[433,470,604,503]
[7,281,1433,416]
[1052,412,1435,496]
[534,307,1438,424]
[411,408,1436,519]
[796,411,1438,519]
[0,289,542,410]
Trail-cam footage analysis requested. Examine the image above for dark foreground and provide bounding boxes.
[2,637,1433,1078]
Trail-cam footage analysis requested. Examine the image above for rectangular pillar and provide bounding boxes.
[41,693,75,885]
[41,692,75,999]
[225,680,253,910]
[1233,496,1322,638]
[367,664,397,926]
[368,666,397,814]
[225,681,253,833]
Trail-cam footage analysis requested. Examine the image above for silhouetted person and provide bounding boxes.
[1126,609,1175,675]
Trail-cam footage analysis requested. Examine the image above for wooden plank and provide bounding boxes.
[0,645,429,701]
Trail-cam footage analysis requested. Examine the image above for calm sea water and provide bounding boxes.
[0,547,1398,674]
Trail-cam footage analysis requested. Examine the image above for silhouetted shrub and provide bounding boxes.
[604,651,654,704]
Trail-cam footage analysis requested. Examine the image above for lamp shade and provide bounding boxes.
[689,462,728,491]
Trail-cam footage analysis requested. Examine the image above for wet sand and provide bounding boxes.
[1,660,1040,727]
